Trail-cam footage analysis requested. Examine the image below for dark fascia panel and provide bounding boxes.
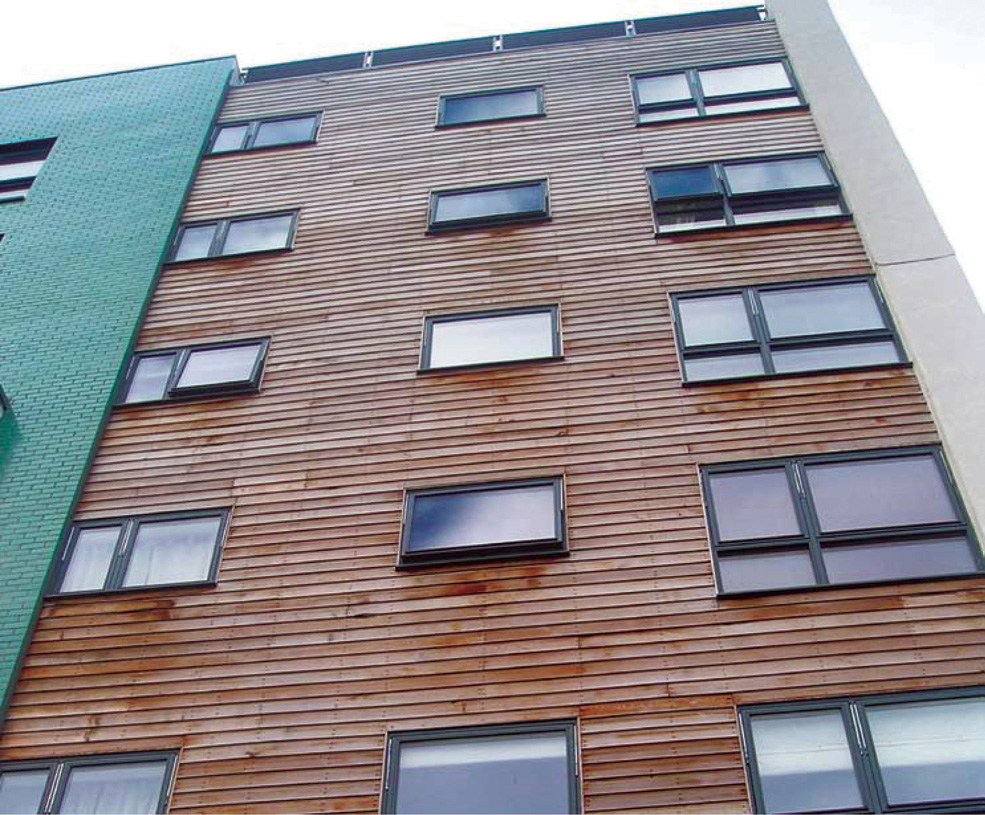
[503,20,626,50]
[244,52,365,83]
[633,7,761,35]
[373,35,494,66]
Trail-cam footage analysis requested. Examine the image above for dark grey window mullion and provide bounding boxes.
[869,278,910,362]
[551,305,563,357]
[685,69,705,115]
[104,519,138,590]
[242,122,261,151]
[42,762,63,815]
[713,163,736,226]
[792,460,831,586]
[848,701,890,815]
[210,220,231,257]
[745,289,775,375]
[163,350,189,397]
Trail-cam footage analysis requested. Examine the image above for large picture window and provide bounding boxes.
[428,180,549,232]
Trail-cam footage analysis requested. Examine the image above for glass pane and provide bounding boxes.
[731,198,845,225]
[867,697,985,806]
[428,311,555,369]
[172,224,217,262]
[407,483,557,553]
[772,341,900,374]
[442,90,540,125]
[635,73,692,105]
[0,158,45,182]
[749,710,864,814]
[175,344,263,389]
[433,184,544,225]
[651,166,718,199]
[805,454,959,533]
[60,761,168,815]
[122,516,222,588]
[724,157,832,194]
[0,769,49,814]
[705,96,801,116]
[638,106,699,123]
[708,468,801,542]
[60,527,122,593]
[698,62,792,97]
[209,124,249,153]
[718,548,815,593]
[656,202,727,232]
[123,354,176,403]
[684,352,764,382]
[254,115,318,148]
[394,731,570,814]
[222,214,293,255]
[760,281,886,338]
[822,536,977,584]
[677,294,753,347]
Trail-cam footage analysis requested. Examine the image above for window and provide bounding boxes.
[648,154,847,234]
[741,688,985,814]
[382,721,580,814]
[437,87,544,127]
[399,478,566,566]
[168,212,297,261]
[428,180,549,232]
[701,447,981,595]
[0,753,176,814]
[671,277,905,383]
[421,306,561,371]
[51,510,229,596]
[119,338,269,405]
[0,138,55,203]
[632,60,803,124]
[207,113,321,154]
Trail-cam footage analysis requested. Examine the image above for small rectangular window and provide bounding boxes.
[632,60,803,124]
[648,154,847,234]
[421,306,561,371]
[741,688,985,814]
[207,113,321,154]
[382,721,580,814]
[671,277,905,384]
[120,339,268,405]
[428,180,549,232]
[702,447,981,595]
[437,87,544,127]
[0,753,177,814]
[0,138,55,203]
[168,213,297,261]
[399,478,566,567]
[51,510,229,596]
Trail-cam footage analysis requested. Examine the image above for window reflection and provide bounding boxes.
[433,184,546,226]
[724,157,831,194]
[428,310,555,369]
[124,354,177,403]
[59,527,121,593]
[223,214,293,255]
[254,116,318,148]
[122,516,223,588]
[698,62,791,97]
[60,761,168,815]
[442,89,540,126]
[176,344,263,389]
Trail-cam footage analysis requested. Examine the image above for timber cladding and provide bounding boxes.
[3,20,984,815]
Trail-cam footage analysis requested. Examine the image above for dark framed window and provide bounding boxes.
[701,446,982,595]
[119,338,269,405]
[421,305,561,371]
[0,752,177,814]
[167,211,298,262]
[648,153,848,234]
[207,112,321,154]
[740,687,985,814]
[632,59,804,124]
[399,477,566,567]
[50,509,230,597]
[428,180,549,232]
[0,138,55,203]
[437,87,544,127]
[382,721,580,814]
[671,277,906,384]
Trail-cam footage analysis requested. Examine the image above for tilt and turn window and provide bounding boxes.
[701,446,982,595]
[0,138,55,203]
[740,688,985,814]
[648,153,847,234]
[428,180,549,232]
[208,112,321,154]
[168,211,297,261]
[671,277,905,383]
[437,87,544,127]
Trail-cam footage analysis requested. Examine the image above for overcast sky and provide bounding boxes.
[3,0,982,307]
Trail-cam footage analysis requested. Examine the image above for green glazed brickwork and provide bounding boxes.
[0,58,236,721]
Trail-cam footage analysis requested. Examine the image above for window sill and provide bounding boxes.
[47,579,218,600]
[654,212,853,239]
[436,112,547,130]
[165,246,293,266]
[418,355,564,375]
[427,214,551,234]
[715,568,985,600]
[681,360,913,387]
[397,540,569,569]
[636,103,809,127]
[205,139,318,158]
[115,385,260,409]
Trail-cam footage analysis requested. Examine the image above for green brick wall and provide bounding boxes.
[0,58,236,722]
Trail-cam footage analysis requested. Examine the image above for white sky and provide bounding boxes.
[4,0,983,307]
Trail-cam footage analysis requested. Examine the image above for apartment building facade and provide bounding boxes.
[1,1,983,813]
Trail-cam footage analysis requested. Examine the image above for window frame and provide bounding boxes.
[427,179,550,233]
[117,337,270,407]
[381,720,581,815]
[701,446,983,597]
[0,137,56,203]
[670,276,908,385]
[740,687,985,815]
[398,476,567,568]
[206,111,323,155]
[436,85,546,128]
[166,210,299,263]
[0,751,178,815]
[419,304,563,373]
[630,57,806,125]
[49,509,231,598]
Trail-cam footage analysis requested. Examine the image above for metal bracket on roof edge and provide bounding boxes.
[492,35,504,52]
[624,20,637,36]
[363,51,374,68]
